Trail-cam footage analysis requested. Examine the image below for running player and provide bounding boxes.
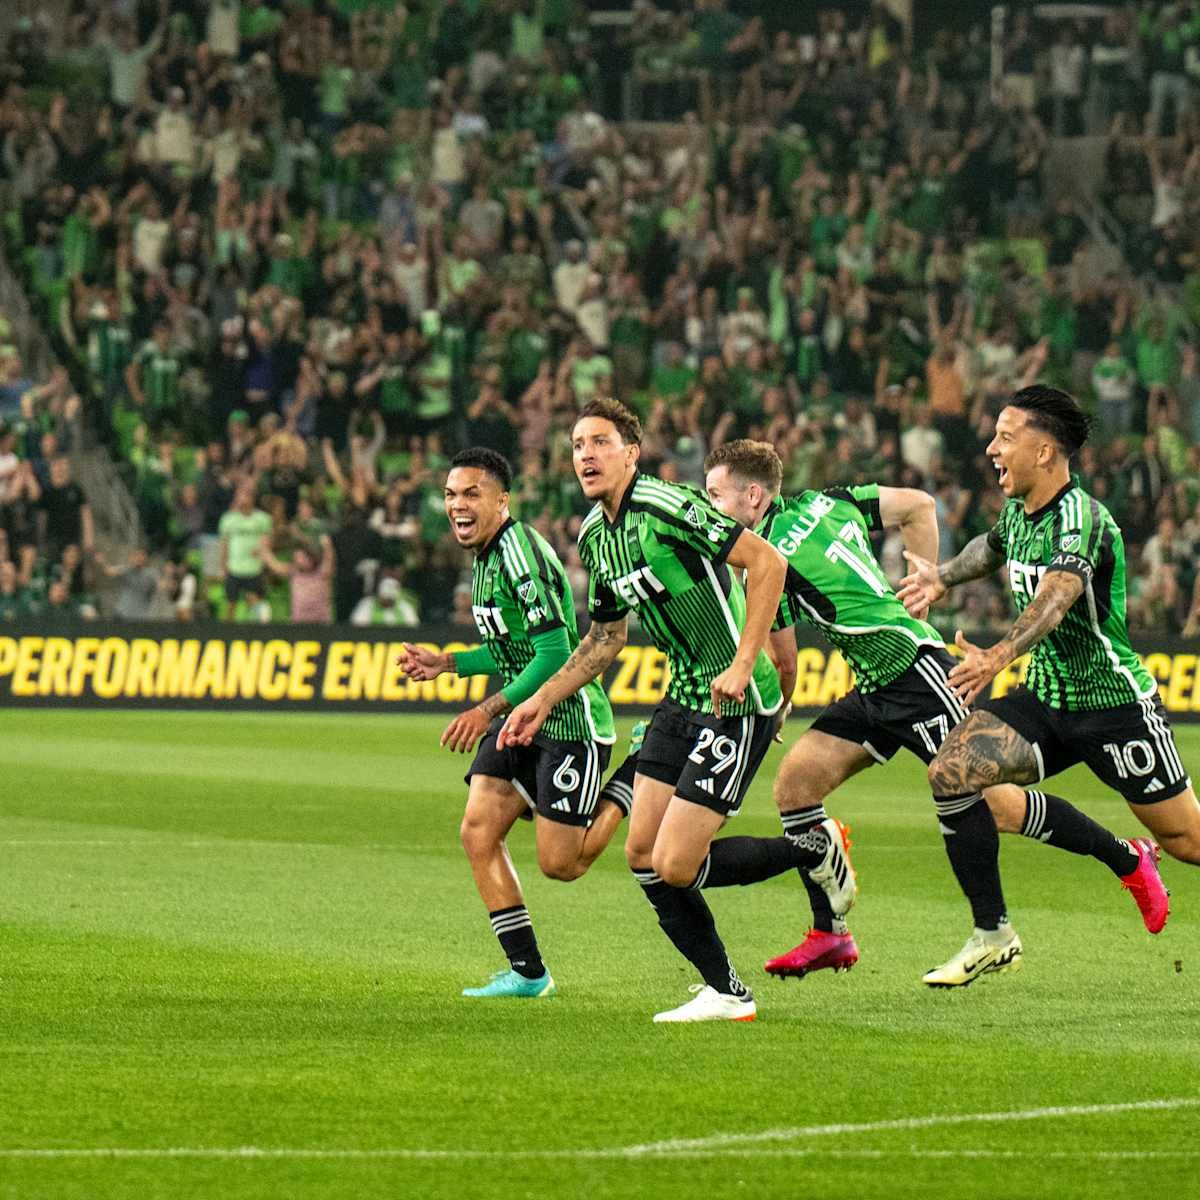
[704,439,1167,987]
[900,385,1195,983]
[499,399,855,1023]
[400,448,622,999]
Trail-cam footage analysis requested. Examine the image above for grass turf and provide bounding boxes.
[1,710,1198,1200]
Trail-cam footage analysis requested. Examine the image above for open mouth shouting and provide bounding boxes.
[451,514,478,541]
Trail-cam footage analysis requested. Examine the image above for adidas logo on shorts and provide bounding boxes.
[552,798,572,812]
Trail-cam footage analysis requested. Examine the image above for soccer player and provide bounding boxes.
[400,448,623,999]
[900,386,1196,982]
[704,439,1167,987]
[500,399,855,1023]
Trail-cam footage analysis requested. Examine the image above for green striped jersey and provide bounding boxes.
[987,482,1155,711]
[759,486,944,693]
[471,519,614,743]
[578,473,783,717]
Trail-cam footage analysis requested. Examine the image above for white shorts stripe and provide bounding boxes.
[1141,699,1184,780]
[914,655,968,720]
[723,717,752,802]
[915,658,968,725]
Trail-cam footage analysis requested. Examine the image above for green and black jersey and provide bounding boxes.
[988,482,1155,711]
[578,472,783,717]
[759,485,944,693]
[471,519,614,742]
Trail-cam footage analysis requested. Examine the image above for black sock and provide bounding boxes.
[1021,790,1138,876]
[780,806,844,934]
[488,905,545,979]
[689,836,816,888]
[934,793,1008,931]
[633,869,749,997]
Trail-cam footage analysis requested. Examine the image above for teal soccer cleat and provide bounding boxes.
[462,969,556,998]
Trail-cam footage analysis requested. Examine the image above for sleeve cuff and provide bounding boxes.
[711,522,742,567]
[1047,554,1094,583]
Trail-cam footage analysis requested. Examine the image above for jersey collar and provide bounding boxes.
[477,516,514,560]
[606,469,640,529]
[1022,479,1074,524]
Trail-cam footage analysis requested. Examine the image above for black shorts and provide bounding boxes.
[224,573,265,603]
[976,687,1191,806]
[465,720,612,827]
[636,696,775,817]
[810,647,968,766]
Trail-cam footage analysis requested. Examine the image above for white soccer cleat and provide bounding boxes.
[806,818,858,918]
[652,984,757,1024]
[923,924,1023,988]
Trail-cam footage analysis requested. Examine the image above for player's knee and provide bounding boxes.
[624,830,654,871]
[539,853,586,882]
[927,754,960,797]
[650,848,697,888]
[459,814,500,860]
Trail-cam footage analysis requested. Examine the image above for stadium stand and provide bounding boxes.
[0,0,1198,635]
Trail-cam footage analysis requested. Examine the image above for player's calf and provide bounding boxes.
[1137,786,1200,865]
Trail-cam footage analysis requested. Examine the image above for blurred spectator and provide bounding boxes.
[0,0,1193,639]
[98,547,159,621]
[351,574,420,627]
[257,532,334,623]
[217,484,271,619]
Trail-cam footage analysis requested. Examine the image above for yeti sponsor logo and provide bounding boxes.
[612,565,667,607]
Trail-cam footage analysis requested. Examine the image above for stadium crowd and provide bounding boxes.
[1,0,1199,635]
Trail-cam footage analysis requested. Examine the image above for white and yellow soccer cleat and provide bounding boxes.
[805,818,858,918]
[652,984,758,1024]
[922,924,1023,988]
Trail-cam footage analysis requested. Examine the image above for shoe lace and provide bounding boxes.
[686,983,707,996]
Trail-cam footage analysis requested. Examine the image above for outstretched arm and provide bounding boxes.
[897,532,1004,616]
[498,617,628,747]
[947,570,1084,705]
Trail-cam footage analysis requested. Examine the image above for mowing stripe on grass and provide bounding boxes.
[2,1098,1195,1161]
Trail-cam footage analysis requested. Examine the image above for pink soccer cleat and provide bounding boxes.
[764,929,860,980]
[1120,838,1170,934]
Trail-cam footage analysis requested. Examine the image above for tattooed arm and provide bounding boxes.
[496,617,629,747]
[897,532,1004,617]
[946,570,1084,705]
[938,533,1006,588]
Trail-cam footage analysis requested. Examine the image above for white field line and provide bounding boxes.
[1,1098,1196,1162]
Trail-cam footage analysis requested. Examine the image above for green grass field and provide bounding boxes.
[2,710,1198,1200]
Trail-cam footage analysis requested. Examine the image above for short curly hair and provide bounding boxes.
[703,439,783,493]
[576,398,642,446]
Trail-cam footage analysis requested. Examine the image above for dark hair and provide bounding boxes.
[450,447,513,490]
[703,439,783,493]
[576,398,642,446]
[1008,385,1092,456]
